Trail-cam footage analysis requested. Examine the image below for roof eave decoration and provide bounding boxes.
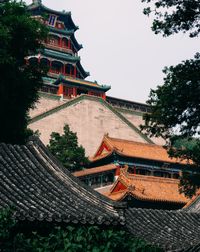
[54,75,111,92]
[43,49,80,63]
[76,61,89,79]
[71,34,83,51]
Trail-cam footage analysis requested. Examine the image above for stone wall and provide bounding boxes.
[29,96,148,156]
[119,109,165,146]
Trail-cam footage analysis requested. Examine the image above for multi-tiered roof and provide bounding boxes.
[28,0,110,99]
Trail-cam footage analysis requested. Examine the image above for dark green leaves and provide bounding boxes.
[0,0,48,144]
[47,124,89,172]
[141,0,200,37]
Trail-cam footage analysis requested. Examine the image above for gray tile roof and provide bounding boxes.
[0,138,125,225]
[125,208,200,251]
[1,138,200,251]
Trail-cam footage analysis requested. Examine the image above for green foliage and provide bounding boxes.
[141,53,200,140]
[47,124,89,172]
[141,0,200,196]
[141,0,200,37]
[0,208,162,252]
[169,137,200,197]
[0,0,48,144]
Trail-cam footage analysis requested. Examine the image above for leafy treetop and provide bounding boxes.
[47,125,89,172]
[142,0,200,37]
[141,0,200,197]
[0,0,48,144]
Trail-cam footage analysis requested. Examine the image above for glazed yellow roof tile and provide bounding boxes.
[107,171,189,204]
[92,135,189,165]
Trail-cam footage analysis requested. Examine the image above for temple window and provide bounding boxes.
[29,57,38,65]
[172,173,179,179]
[48,35,59,46]
[62,37,68,48]
[51,61,63,74]
[40,58,50,69]
[136,168,150,176]
[154,171,171,178]
[65,64,74,76]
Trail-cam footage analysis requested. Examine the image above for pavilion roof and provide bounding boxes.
[0,138,125,225]
[105,169,189,205]
[91,135,190,165]
[54,75,111,92]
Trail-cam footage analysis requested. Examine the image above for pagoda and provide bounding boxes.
[28,0,110,99]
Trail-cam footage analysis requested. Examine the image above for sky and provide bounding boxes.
[25,0,200,103]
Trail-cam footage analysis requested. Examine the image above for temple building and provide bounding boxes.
[104,167,189,210]
[27,1,167,156]
[28,0,110,99]
[89,135,190,179]
[73,135,192,210]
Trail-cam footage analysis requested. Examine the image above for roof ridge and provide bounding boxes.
[107,135,160,147]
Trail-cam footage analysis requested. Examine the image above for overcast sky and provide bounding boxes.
[25,0,200,103]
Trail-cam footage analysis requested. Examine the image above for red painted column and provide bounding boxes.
[102,93,106,100]
[74,66,77,78]
[57,84,64,95]
[70,67,72,77]
[49,60,52,73]
[63,65,66,75]
[68,39,71,49]
[59,37,62,47]
[73,87,77,97]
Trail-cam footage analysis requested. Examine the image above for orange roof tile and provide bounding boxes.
[91,135,189,165]
[73,164,117,177]
[105,169,189,204]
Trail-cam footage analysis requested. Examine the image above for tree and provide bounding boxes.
[141,0,200,196]
[142,0,200,37]
[47,125,89,172]
[0,0,48,144]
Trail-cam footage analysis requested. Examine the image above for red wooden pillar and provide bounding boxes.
[49,61,52,72]
[68,39,71,49]
[57,84,64,95]
[63,64,66,75]
[102,93,106,100]
[74,66,77,78]
[59,37,62,47]
[72,87,77,97]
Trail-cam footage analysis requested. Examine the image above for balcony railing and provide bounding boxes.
[44,43,77,56]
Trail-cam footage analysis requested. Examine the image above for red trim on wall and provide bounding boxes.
[95,142,111,157]
[112,181,127,193]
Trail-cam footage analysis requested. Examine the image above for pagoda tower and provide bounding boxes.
[28,0,110,99]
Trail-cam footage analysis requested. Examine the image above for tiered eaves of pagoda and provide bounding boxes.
[1,139,200,251]
[28,0,110,100]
